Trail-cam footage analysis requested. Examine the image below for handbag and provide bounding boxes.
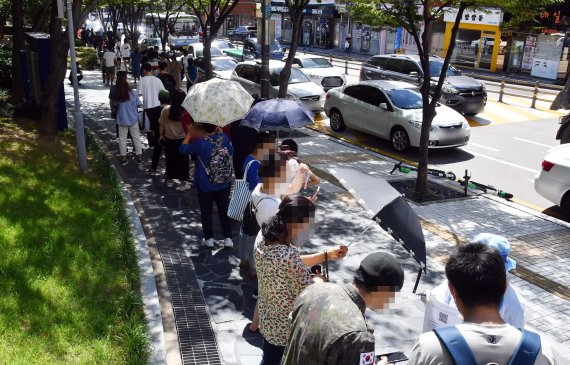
[227,160,258,221]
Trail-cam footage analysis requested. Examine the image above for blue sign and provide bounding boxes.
[394,27,403,52]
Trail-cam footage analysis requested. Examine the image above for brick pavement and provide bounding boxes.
[66,71,569,363]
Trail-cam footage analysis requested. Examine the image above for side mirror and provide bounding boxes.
[379,103,388,110]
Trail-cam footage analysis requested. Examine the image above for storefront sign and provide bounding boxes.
[271,4,323,15]
[521,36,536,72]
[444,8,503,26]
[531,57,560,79]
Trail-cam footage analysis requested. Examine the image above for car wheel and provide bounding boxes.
[561,192,570,216]
[391,127,410,152]
[329,109,346,132]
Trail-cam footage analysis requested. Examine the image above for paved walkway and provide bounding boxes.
[66,71,569,364]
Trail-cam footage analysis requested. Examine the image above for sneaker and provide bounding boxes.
[201,238,214,248]
[223,238,233,249]
[176,181,191,191]
[166,179,175,188]
[121,158,128,165]
[252,288,258,300]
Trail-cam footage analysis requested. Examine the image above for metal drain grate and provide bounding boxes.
[161,245,222,365]
[388,179,467,204]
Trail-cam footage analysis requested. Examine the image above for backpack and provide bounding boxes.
[157,73,176,97]
[198,134,233,185]
[433,326,541,365]
[242,196,274,236]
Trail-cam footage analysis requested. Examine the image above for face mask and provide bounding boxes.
[291,224,313,247]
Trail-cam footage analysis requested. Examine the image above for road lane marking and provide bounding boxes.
[463,149,540,174]
[468,143,500,152]
[512,137,555,149]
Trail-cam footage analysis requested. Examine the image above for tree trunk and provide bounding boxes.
[278,14,302,98]
[11,0,25,102]
[203,36,214,80]
[38,3,68,139]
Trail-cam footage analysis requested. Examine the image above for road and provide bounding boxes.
[304,51,568,219]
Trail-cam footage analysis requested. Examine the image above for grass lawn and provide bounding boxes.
[0,118,149,364]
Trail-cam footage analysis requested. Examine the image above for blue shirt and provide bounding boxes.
[115,90,141,126]
[243,155,261,191]
[187,65,198,82]
[179,132,234,192]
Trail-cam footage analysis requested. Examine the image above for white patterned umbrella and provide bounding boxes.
[182,78,254,127]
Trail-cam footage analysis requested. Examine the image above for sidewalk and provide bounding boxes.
[66,71,569,364]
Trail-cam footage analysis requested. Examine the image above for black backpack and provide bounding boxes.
[242,197,275,236]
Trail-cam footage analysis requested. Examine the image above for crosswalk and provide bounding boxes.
[466,99,566,127]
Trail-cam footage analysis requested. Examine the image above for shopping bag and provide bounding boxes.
[227,159,257,221]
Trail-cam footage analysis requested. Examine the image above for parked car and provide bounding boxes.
[534,144,570,214]
[242,38,285,61]
[360,54,487,115]
[231,60,325,112]
[228,26,257,43]
[195,56,238,81]
[168,35,199,51]
[184,42,224,59]
[285,55,346,91]
[212,39,236,52]
[324,80,471,152]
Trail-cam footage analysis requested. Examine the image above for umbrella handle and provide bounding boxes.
[347,220,377,247]
[413,268,422,294]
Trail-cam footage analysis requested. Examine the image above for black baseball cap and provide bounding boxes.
[354,252,404,291]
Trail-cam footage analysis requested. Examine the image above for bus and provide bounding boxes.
[144,12,200,38]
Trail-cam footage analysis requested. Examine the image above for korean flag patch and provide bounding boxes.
[360,351,374,365]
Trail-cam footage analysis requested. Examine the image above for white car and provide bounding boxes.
[287,55,346,91]
[231,60,326,112]
[196,56,237,81]
[534,144,570,213]
[324,80,471,152]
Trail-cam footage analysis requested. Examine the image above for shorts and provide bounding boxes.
[104,66,115,76]
[122,56,130,61]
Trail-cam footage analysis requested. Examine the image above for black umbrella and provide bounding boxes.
[332,168,427,292]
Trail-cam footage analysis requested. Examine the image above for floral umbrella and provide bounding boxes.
[182,78,254,127]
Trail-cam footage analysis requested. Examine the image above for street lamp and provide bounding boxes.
[260,0,271,100]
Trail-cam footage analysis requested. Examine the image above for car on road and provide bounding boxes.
[534,144,570,214]
[168,35,199,51]
[140,37,167,51]
[231,60,325,112]
[212,39,236,53]
[228,26,257,43]
[184,42,224,59]
[242,38,285,61]
[195,56,238,81]
[324,80,471,152]
[360,54,487,115]
[285,55,347,91]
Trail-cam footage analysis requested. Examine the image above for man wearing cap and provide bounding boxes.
[282,252,404,365]
[428,233,527,328]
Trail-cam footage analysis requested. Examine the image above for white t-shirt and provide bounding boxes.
[102,51,116,67]
[408,323,556,365]
[136,76,165,109]
[121,43,131,58]
[251,184,281,227]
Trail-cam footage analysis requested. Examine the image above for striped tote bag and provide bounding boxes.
[227,159,258,221]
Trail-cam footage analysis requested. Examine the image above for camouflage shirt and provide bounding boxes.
[282,283,376,365]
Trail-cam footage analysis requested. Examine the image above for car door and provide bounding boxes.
[358,87,394,138]
[362,57,387,80]
[400,60,422,86]
[341,85,373,132]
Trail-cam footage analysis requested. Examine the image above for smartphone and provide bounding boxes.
[311,186,321,200]
[376,351,408,363]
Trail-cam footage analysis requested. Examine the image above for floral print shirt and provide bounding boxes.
[254,232,313,346]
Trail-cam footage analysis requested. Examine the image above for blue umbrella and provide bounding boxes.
[240,98,314,132]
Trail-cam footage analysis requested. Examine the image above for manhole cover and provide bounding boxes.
[388,179,467,204]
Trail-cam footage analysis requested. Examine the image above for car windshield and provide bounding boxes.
[211,58,237,71]
[147,39,160,46]
[195,47,224,57]
[385,89,423,109]
[269,67,310,86]
[301,57,332,68]
[429,60,461,77]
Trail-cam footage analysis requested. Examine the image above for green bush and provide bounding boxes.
[79,52,99,70]
[0,89,14,117]
[75,38,85,47]
[0,50,11,90]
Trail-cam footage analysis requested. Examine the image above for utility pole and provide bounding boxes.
[260,0,271,100]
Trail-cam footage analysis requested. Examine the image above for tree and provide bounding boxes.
[38,0,100,139]
[146,0,184,51]
[278,0,311,98]
[118,1,147,47]
[347,0,556,198]
[184,0,240,80]
[11,0,25,103]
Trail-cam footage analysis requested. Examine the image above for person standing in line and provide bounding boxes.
[102,46,117,86]
[167,53,183,91]
[110,71,143,165]
[179,123,235,249]
[159,90,190,190]
[186,58,198,91]
[120,40,132,71]
[157,61,176,101]
[254,195,348,365]
[181,49,190,80]
[131,47,142,83]
[137,63,166,173]
[282,252,404,365]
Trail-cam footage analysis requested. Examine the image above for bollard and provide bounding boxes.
[345,55,348,75]
[498,76,505,103]
[531,81,539,109]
